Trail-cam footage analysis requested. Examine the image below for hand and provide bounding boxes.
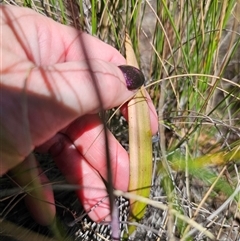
[1,5,158,226]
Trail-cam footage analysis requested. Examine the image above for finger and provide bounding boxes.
[63,115,130,192]
[2,5,126,66]
[54,26,126,65]
[38,114,130,222]
[48,133,112,222]
[39,114,130,192]
[27,60,136,141]
[9,154,55,226]
[1,60,137,172]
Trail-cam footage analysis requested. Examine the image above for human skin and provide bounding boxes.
[1,5,158,225]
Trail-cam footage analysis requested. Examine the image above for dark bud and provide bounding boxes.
[118,65,145,90]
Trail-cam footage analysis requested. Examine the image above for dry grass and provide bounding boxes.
[1,0,240,240]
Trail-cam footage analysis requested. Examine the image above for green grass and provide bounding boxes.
[2,0,240,240]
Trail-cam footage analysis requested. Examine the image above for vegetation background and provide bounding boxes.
[1,0,240,240]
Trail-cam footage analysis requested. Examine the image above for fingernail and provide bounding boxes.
[118,65,145,90]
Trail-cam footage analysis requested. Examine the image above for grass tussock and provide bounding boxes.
[1,0,240,240]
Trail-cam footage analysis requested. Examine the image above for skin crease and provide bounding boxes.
[1,5,158,225]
